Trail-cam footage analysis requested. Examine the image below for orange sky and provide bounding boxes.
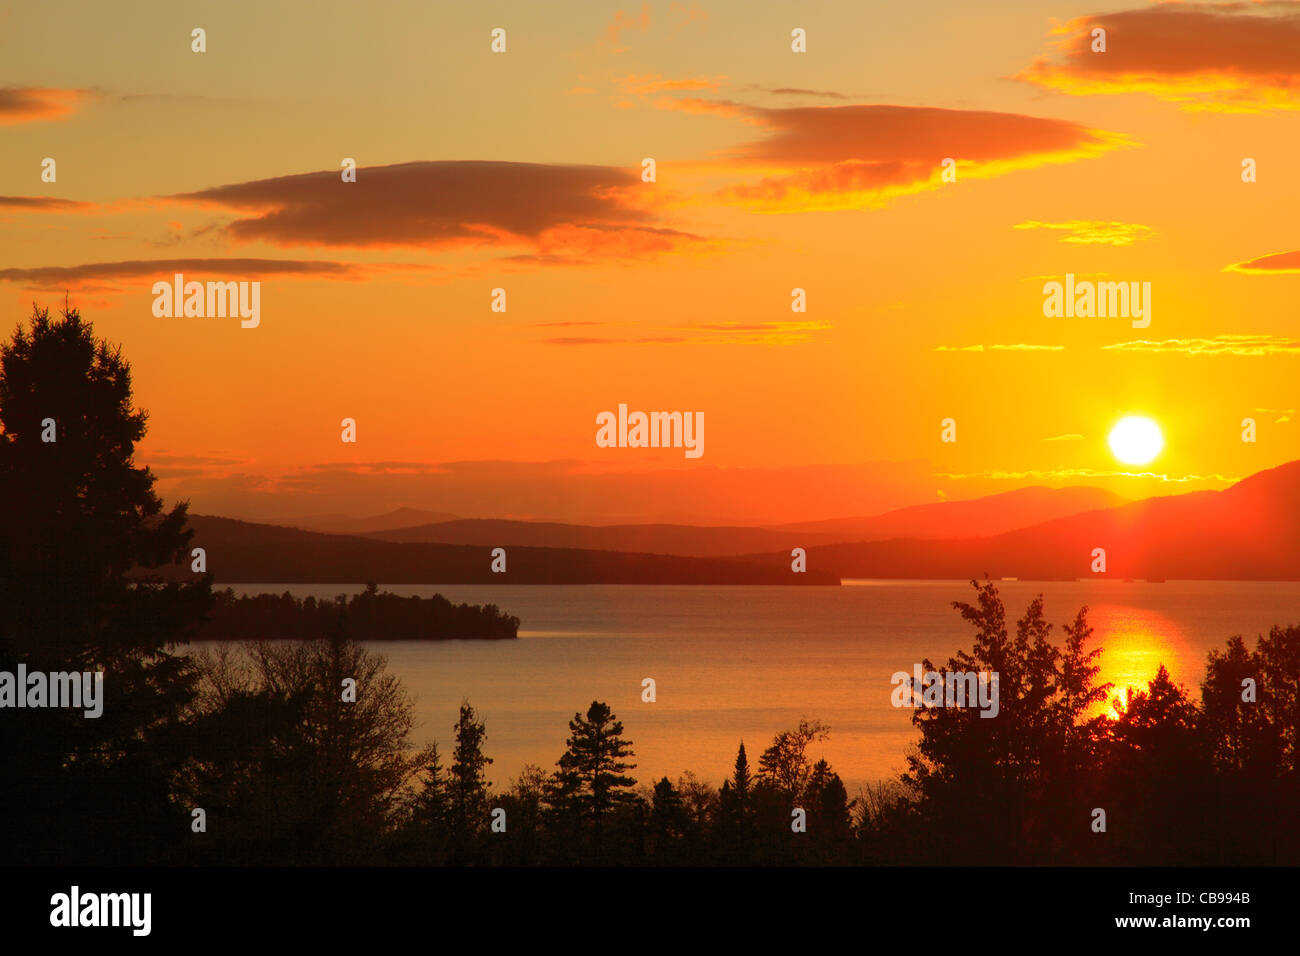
[2,0,1298,522]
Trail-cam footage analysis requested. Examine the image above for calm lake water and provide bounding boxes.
[199,580,1300,795]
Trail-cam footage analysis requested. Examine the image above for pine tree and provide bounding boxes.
[0,305,213,864]
[649,776,687,863]
[409,742,450,863]
[447,700,493,859]
[731,740,753,807]
[551,700,636,854]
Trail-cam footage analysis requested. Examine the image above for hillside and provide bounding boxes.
[169,516,841,585]
[750,462,1300,580]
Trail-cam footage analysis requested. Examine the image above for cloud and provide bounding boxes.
[669,2,707,32]
[167,161,705,258]
[604,4,650,50]
[1102,334,1300,356]
[663,102,1127,211]
[1224,250,1300,274]
[936,468,1238,483]
[543,336,689,345]
[1043,433,1085,442]
[537,319,830,346]
[616,73,725,95]
[747,86,853,100]
[654,96,766,122]
[1015,2,1300,112]
[935,343,1065,352]
[672,320,831,344]
[0,195,96,212]
[0,86,92,124]
[1014,219,1155,245]
[0,257,360,291]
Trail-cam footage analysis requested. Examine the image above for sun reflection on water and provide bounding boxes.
[1086,606,1190,715]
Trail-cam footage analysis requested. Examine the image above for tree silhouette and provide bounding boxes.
[180,624,431,864]
[756,718,829,803]
[904,580,1111,863]
[405,742,451,864]
[716,741,758,863]
[648,776,688,863]
[447,699,493,861]
[0,304,212,864]
[549,700,636,860]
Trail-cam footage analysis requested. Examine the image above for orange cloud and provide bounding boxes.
[616,73,725,95]
[681,103,1127,211]
[0,86,91,124]
[534,319,830,346]
[937,468,1237,484]
[604,4,650,50]
[1102,335,1300,356]
[543,336,689,346]
[0,196,96,212]
[167,161,702,258]
[1014,219,1155,245]
[935,344,1066,352]
[1224,250,1300,274]
[0,257,360,292]
[1016,3,1300,112]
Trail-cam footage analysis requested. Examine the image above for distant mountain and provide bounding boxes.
[363,487,1129,556]
[171,515,840,585]
[366,518,845,557]
[753,461,1300,581]
[257,507,460,535]
[774,486,1129,541]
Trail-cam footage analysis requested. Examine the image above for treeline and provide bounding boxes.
[196,584,519,641]
[155,580,1300,865]
[3,308,1299,867]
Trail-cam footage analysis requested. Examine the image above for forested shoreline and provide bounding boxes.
[195,584,519,641]
[3,308,1298,869]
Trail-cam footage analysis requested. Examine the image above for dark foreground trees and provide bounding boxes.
[879,580,1300,866]
[0,305,212,864]
[176,623,432,865]
[3,306,1298,866]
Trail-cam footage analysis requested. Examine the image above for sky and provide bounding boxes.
[2,0,1298,523]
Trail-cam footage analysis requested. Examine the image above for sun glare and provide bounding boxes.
[1107,416,1164,466]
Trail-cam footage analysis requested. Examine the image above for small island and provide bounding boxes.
[196,583,520,641]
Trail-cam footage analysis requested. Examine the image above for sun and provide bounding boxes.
[1108,416,1164,465]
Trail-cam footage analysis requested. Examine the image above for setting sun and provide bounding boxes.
[1108,416,1165,466]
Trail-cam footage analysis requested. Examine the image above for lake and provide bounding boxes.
[200,580,1300,795]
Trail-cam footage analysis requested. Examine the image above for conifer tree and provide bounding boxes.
[447,700,493,858]
[551,700,637,827]
[0,305,213,864]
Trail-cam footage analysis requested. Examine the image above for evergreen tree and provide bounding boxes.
[731,740,752,806]
[0,304,213,864]
[716,741,758,863]
[904,580,1112,863]
[550,700,636,859]
[805,758,853,859]
[409,742,450,862]
[447,700,493,860]
[649,776,688,863]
